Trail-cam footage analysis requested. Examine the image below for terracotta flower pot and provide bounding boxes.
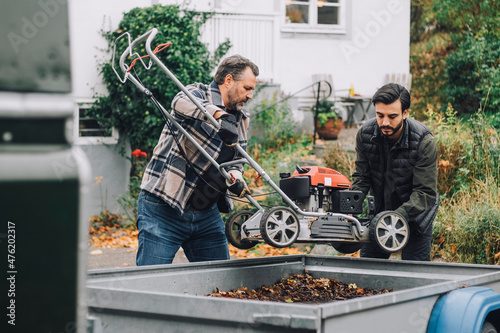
[315,117,344,140]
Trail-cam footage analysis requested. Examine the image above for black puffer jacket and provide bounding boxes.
[352,117,439,233]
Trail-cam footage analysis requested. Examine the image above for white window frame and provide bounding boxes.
[74,100,119,145]
[282,0,346,34]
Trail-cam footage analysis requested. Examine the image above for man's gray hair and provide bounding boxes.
[214,55,259,84]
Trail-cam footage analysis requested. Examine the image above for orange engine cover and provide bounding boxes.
[290,166,351,189]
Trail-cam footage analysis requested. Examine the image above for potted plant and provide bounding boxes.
[313,100,343,140]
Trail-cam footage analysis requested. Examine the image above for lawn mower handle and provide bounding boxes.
[144,28,221,129]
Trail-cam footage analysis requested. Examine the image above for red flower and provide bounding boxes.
[132,149,147,158]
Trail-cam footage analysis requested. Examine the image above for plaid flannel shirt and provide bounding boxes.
[140,81,249,214]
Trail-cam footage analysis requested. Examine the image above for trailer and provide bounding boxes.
[86,255,500,332]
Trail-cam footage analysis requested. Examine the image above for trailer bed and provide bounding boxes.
[87,255,500,332]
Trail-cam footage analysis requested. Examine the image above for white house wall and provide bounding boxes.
[276,0,410,97]
[69,0,145,99]
[70,0,410,104]
[198,0,410,98]
[69,0,144,219]
[275,0,410,131]
[70,0,411,109]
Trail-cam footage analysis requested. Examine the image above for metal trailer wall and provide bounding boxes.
[87,255,500,333]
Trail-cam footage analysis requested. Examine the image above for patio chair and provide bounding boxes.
[384,73,412,91]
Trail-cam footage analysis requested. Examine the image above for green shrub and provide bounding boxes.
[410,33,452,119]
[321,143,355,179]
[251,93,297,148]
[433,0,500,37]
[411,0,500,118]
[444,32,500,114]
[431,0,500,115]
[87,4,231,152]
[485,112,500,131]
[427,106,500,264]
[426,106,500,198]
[433,177,500,264]
[425,105,468,196]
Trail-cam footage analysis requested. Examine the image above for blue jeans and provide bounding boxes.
[136,191,230,266]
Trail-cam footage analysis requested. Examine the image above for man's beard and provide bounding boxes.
[380,119,404,138]
[227,85,248,111]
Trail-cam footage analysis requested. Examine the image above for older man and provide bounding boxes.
[136,55,259,265]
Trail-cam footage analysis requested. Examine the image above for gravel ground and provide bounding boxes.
[86,244,337,270]
[335,127,358,151]
[87,247,189,270]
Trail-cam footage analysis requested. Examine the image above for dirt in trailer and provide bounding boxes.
[206,270,392,304]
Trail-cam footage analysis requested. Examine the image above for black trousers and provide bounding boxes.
[360,221,433,261]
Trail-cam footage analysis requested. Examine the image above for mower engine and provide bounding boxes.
[279,165,365,215]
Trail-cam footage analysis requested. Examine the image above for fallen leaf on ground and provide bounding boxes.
[228,243,305,259]
[89,226,139,249]
[89,225,306,259]
[90,249,103,255]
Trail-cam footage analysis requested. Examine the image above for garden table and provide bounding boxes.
[341,95,372,127]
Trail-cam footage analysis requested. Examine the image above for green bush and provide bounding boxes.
[251,93,297,148]
[410,0,500,118]
[87,4,231,152]
[426,106,500,198]
[433,177,500,264]
[433,0,500,37]
[431,0,500,115]
[410,33,452,119]
[444,32,500,114]
[427,106,500,264]
[321,143,355,179]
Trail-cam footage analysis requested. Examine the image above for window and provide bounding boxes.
[75,102,118,144]
[284,0,345,33]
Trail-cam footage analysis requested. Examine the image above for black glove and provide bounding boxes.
[217,113,239,147]
[226,170,251,198]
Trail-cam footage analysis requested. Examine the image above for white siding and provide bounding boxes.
[69,0,410,99]
[276,0,411,97]
[201,13,276,81]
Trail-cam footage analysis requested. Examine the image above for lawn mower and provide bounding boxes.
[112,28,410,255]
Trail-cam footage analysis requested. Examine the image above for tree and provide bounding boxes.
[410,0,500,116]
[88,4,231,152]
[434,0,500,114]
